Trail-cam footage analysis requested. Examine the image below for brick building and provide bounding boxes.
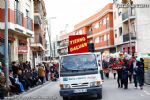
[30,0,47,66]
[74,3,115,57]
[0,0,34,63]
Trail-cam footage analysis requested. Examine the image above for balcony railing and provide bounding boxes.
[87,31,92,36]
[122,9,135,21]
[26,17,33,30]
[14,9,23,26]
[123,34,130,42]
[122,12,128,21]
[123,33,136,42]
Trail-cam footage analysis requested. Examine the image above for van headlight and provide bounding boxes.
[60,84,70,89]
[64,84,70,89]
[90,81,101,87]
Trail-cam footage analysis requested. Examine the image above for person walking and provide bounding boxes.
[122,59,129,89]
[133,57,144,89]
[117,59,124,88]
[128,58,134,83]
[38,64,45,84]
[140,58,145,85]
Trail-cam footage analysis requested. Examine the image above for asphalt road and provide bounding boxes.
[11,76,150,100]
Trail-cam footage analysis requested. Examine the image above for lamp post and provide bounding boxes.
[4,0,9,89]
[47,17,56,60]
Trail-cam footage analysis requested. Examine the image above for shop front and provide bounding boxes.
[18,39,28,62]
[0,33,15,65]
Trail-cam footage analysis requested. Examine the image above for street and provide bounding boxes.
[12,75,150,100]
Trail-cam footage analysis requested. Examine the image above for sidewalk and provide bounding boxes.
[4,81,51,100]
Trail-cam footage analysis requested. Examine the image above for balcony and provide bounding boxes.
[14,9,23,26]
[87,31,92,36]
[122,12,128,21]
[26,17,33,30]
[34,13,42,25]
[123,34,130,42]
[122,10,135,22]
[123,33,136,42]
[34,3,43,25]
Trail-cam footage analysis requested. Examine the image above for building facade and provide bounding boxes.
[30,0,47,66]
[113,0,150,55]
[57,31,74,55]
[113,0,150,84]
[0,0,34,64]
[74,3,114,57]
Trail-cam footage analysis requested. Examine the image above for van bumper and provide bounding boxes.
[59,86,102,97]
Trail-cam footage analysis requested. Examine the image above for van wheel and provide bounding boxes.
[97,93,102,99]
[63,97,69,100]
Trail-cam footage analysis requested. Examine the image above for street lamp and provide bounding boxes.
[47,17,56,60]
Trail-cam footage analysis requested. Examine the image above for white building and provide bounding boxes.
[113,0,150,56]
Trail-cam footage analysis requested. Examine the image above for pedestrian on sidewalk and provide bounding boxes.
[122,59,129,89]
[117,59,124,88]
[133,58,144,90]
[38,64,45,84]
[128,58,134,83]
[0,72,6,99]
[140,58,145,85]
[112,59,118,79]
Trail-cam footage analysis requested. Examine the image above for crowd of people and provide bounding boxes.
[102,56,145,90]
[0,60,59,99]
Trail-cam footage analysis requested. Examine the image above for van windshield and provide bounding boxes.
[60,54,98,75]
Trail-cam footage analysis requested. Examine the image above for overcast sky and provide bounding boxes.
[45,0,113,41]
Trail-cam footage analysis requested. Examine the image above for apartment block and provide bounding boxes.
[113,0,150,55]
[30,0,47,66]
[0,0,34,63]
[74,3,114,57]
[57,31,74,55]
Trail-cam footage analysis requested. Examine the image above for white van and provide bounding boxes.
[59,53,102,100]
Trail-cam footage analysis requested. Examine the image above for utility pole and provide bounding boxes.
[128,0,133,56]
[4,0,9,88]
[47,17,56,60]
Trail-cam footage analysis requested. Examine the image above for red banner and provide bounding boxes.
[18,46,28,54]
[69,34,88,54]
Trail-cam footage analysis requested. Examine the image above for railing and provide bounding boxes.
[123,33,136,42]
[87,31,92,36]
[14,9,23,26]
[122,12,128,21]
[39,35,43,45]
[122,9,135,21]
[26,17,33,30]
[123,33,130,42]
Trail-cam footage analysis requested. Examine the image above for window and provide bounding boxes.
[119,27,122,36]
[95,37,99,43]
[99,21,102,28]
[107,34,110,40]
[79,30,82,34]
[26,9,29,17]
[118,8,122,16]
[114,12,116,19]
[99,36,102,42]
[115,30,117,38]
[104,35,106,41]
[101,19,104,25]
[101,35,104,41]
[94,23,99,29]
[115,34,117,38]
[15,0,20,10]
[106,17,109,29]
[103,18,106,25]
